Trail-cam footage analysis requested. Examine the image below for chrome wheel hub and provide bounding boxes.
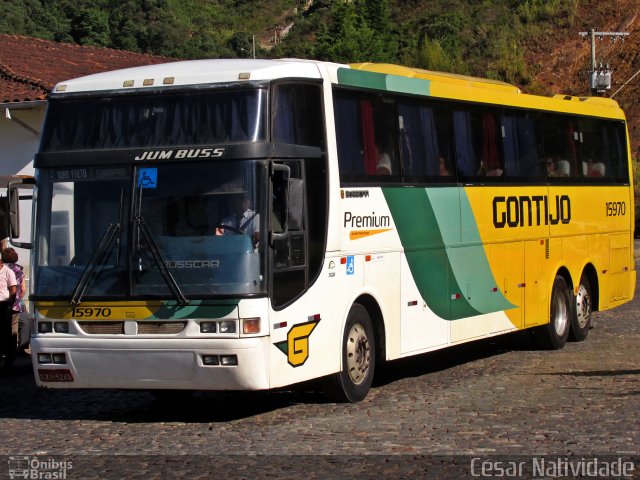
[346,322,371,385]
[575,284,591,329]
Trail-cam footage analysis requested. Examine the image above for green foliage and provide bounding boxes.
[0,0,580,90]
[314,0,395,63]
[415,39,459,73]
[69,6,110,46]
[515,0,577,25]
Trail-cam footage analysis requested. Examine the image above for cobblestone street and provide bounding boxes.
[1,257,638,479]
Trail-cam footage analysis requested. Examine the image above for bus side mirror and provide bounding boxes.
[7,177,35,249]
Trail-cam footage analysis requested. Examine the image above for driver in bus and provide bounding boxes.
[215,193,260,244]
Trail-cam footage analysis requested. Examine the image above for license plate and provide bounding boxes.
[38,369,74,382]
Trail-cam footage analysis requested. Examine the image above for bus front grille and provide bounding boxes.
[78,321,188,335]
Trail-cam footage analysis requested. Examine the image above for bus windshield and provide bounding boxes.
[34,161,268,300]
[41,88,267,151]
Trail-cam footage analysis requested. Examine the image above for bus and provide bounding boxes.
[8,59,635,402]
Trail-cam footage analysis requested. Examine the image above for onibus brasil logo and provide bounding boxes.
[275,315,321,367]
[8,456,72,479]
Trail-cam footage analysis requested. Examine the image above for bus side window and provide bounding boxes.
[541,114,577,180]
[579,118,615,180]
[273,83,324,148]
[501,112,543,180]
[454,108,505,181]
[397,99,454,181]
[478,111,504,177]
[608,122,629,182]
[360,95,400,178]
[334,91,364,177]
[333,89,400,182]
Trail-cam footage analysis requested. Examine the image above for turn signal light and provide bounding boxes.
[242,317,261,334]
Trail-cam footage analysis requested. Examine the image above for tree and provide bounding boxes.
[314,0,393,63]
[69,7,110,46]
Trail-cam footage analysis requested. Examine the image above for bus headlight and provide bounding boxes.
[52,353,67,364]
[218,321,236,334]
[220,355,238,366]
[54,322,69,333]
[200,322,217,333]
[38,353,52,364]
[202,355,220,365]
[38,322,53,334]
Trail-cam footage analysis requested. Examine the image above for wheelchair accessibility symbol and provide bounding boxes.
[137,168,158,189]
[346,256,355,275]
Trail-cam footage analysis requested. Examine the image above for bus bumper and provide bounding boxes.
[30,336,271,390]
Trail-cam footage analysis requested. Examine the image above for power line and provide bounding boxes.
[611,66,640,98]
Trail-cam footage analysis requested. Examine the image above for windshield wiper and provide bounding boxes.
[135,214,189,307]
[70,222,120,306]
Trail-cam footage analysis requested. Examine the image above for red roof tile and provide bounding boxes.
[0,34,172,105]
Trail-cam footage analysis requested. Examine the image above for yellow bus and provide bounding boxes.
[9,59,635,402]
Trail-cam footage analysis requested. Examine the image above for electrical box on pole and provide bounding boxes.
[590,67,612,91]
[579,28,629,95]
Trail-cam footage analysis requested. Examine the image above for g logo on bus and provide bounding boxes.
[275,316,320,367]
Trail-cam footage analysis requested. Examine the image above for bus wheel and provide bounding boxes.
[535,275,571,350]
[324,303,375,403]
[570,274,592,342]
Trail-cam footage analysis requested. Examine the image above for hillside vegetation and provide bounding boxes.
[0,0,577,87]
[2,0,640,159]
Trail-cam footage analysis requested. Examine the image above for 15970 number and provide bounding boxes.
[605,201,626,217]
[71,307,112,318]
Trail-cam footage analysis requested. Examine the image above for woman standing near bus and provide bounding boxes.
[0,247,17,370]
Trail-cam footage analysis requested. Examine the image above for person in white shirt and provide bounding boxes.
[215,193,260,244]
[0,249,17,369]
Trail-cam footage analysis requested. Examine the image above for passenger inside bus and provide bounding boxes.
[439,156,451,176]
[583,158,606,177]
[376,142,393,175]
[547,156,571,177]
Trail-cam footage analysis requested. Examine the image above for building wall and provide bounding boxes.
[1,105,45,296]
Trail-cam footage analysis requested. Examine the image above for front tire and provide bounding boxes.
[570,274,592,342]
[324,303,375,403]
[534,275,571,350]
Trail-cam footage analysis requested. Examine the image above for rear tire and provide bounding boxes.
[323,303,375,403]
[570,274,592,342]
[534,275,571,350]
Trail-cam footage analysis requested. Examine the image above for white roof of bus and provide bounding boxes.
[53,58,334,93]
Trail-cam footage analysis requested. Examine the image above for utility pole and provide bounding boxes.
[579,28,629,94]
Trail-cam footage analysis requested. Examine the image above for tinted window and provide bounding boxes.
[397,98,455,182]
[272,83,325,148]
[42,88,267,151]
[334,90,401,183]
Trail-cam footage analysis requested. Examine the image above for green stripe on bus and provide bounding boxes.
[337,68,387,90]
[385,75,430,96]
[383,187,513,320]
[337,68,431,96]
[149,301,237,320]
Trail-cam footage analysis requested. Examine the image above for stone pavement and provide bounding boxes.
[0,259,638,478]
